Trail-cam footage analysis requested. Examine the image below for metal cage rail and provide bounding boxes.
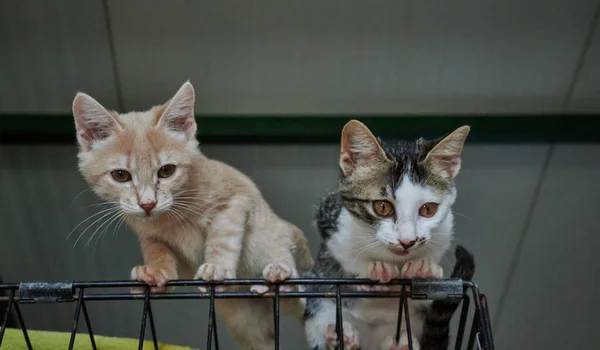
[0,278,495,350]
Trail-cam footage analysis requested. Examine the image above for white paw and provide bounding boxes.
[250,285,271,294]
[262,263,297,292]
[358,261,400,291]
[194,263,235,293]
[130,265,171,293]
[383,333,420,350]
[263,263,293,281]
[325,322,360,349]
[400,259,443,279]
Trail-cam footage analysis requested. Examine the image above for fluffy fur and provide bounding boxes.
[303,120,470,350]
[72,81,313,350]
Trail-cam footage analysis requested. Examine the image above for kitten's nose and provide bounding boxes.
[399,240,416,249]
[139,202,157,214]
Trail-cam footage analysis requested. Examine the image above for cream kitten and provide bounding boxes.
[72,81,313,350]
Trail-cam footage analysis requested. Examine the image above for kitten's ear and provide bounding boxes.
[423,125,470,178]
[72,93,119,151]
[340,120,388,176]
[158,81,197,140]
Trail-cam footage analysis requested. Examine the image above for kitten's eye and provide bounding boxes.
[373,200,394,217]
[419,203,439,218]
[110,169,131,182]
[158,164,177,178]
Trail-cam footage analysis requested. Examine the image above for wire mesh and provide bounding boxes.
[0,278,494,350]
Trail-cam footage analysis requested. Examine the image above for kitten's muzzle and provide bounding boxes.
[388,240,416,256]
[139,202,157,215]
[395,239,416,249]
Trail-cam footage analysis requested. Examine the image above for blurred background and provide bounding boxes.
[1,1,599,349]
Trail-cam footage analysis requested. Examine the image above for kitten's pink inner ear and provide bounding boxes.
[72,93,118,150]
[339,152,355,176]
[339,120,386,176]
[158,81,197,139]
[425,125,470,178]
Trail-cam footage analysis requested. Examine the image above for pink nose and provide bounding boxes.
[399,240,416,249]
[139,202,156,214]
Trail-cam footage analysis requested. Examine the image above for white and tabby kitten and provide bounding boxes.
[303,120,470,350]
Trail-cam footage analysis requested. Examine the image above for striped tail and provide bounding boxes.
[419,245,476,350]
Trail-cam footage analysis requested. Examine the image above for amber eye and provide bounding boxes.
[158,164,177,178]
[110,169,131,182]
[419,203,439,218]
[373,200,394,217]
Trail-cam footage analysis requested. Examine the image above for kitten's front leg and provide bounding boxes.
[195,197,247,292]
[131,237,178,293]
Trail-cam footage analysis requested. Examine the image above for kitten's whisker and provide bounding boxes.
[169,207,186,226]
[170,205,188,219]
[352,240,381,259]
[85,210,121,250]
[112,213,125,237]
[351,238,386,262]
[88,201,120,208]
[73,208,120,248]
[172,203,203,216]
[67,206,120,240]
[175,195,223,203]
[173,203,212,213]
[116,215,127,235]
[452,211,474,221]
[92,212,123,259]
[173,189,218,199]
[174,188,210,195]
[174,200,219,210]
[174,199,229,217]
[68,188,93,210]
[120,203,140,213]
[168,207,188,234]
[173,199,217,209]
[173,194,213,200]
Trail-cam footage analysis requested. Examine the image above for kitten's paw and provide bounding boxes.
[250,285,271,294]
[358,261,399,291]
[194,263,235,293]
[262,263,297,292]
[325,322,360,349]
[383,334,420,350]
[130,265,171,293]
[400,259,443,279]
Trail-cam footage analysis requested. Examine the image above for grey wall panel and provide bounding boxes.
[494,145,600,349]
[107,0,595,114]
[569,11,600,112]
[0,0,118,113]
[0,142,547,348]
[451,144,550,325]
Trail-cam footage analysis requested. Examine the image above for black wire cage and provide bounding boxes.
[0,278,495,350]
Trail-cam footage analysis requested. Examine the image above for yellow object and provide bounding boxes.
[1,328,197,350]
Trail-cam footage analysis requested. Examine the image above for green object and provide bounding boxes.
[1,114,598,144]
[1,328,197,350]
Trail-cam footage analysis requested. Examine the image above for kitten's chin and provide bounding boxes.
[386,246,420,260]
[391,249,410,257]
[127,209,167,220]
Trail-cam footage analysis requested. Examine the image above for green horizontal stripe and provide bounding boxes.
[1,114,598,144]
